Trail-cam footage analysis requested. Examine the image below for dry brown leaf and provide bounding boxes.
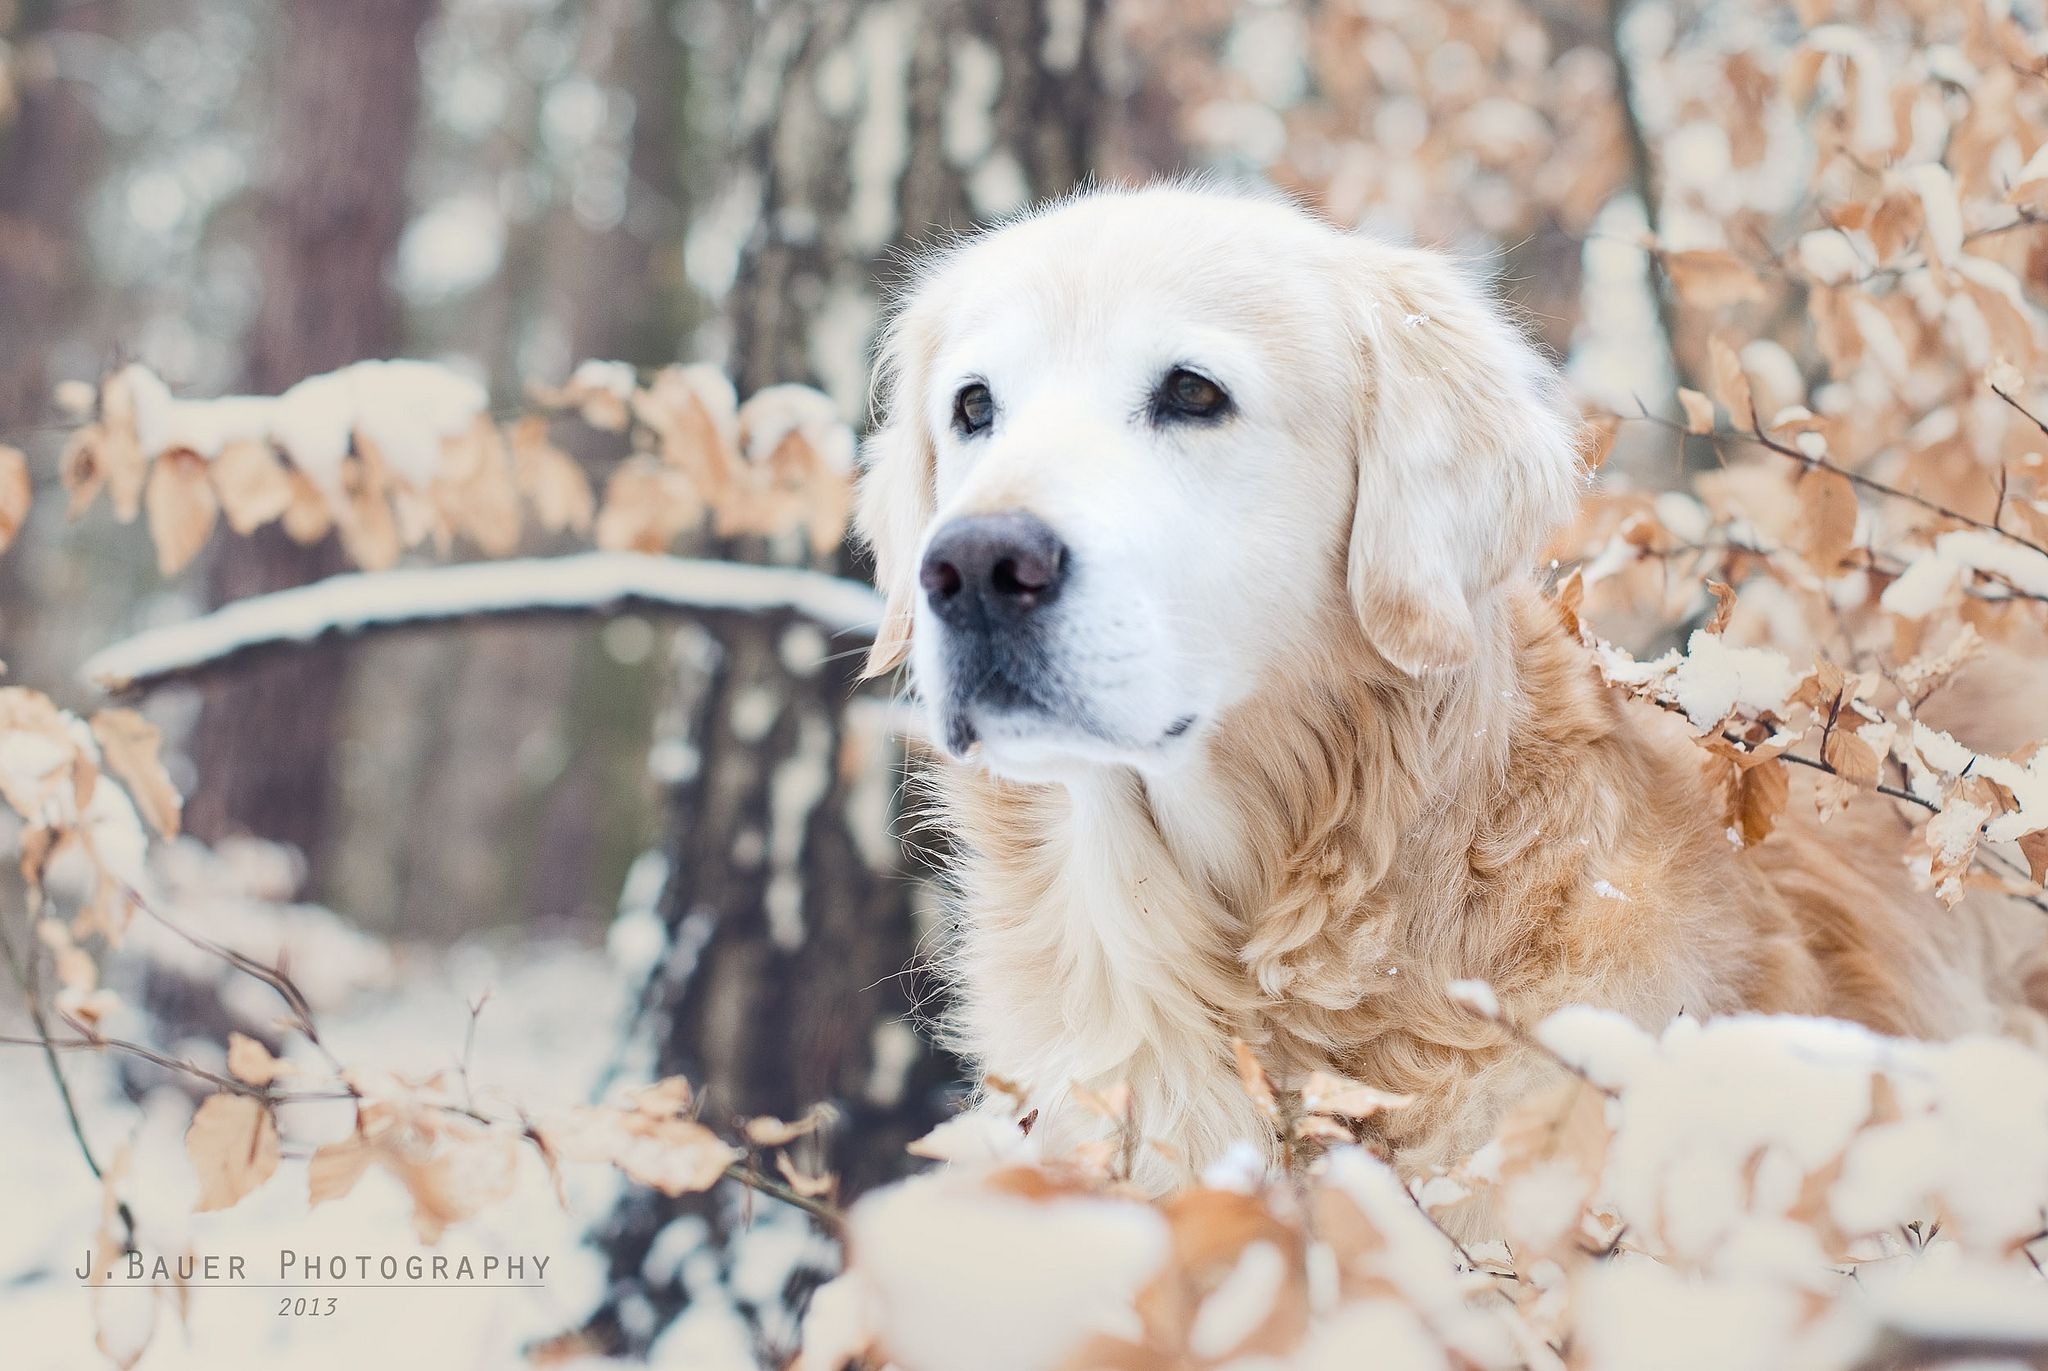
[186,1092,280,1212]
[59,425,107,519]
[1299,1069,1412,1119]
[226,1032,291,1087]
[433,418,522,556]
[744,1103,837,1148]
[90,707,181,839]
[1232,1039,1278,1121]
[1821,728,1881,790]
[1925,797,1991,907]
[144,449,218,575]
[510,416,595,535]
[38,917,96,995]
[593,455,702,553]
[1579,414,1621,472]
[96,373,150,521]
[337,450,401,571]
[307,1135,372,1209]
[540,1078,738,1198]
[1678,387,1717,435]
[0,444,29,554]
[91,1283,156,1371]
[529,366,633,431]
[1708,334,1756,431]
[1662,248,1768,310]
[211,440,294,535]
[774,1151,836,1199]
[634,365,741,511]
[2018,831,2048,887]
[1732,756,1790,847]
[280,468,334,544]
[0,687,76,818]
[1704,579,1740,635]
[390,1133,520,1243]
[1793,466,1858,573]
[1553,565,1587,640]
[1477,1078,1612,1255]
[1289,1113,1350,1145]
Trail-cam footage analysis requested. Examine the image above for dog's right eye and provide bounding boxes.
[952,382,994,438]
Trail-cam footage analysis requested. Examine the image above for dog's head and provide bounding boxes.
[857,185,1581,783]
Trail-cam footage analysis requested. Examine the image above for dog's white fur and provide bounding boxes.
[855,184,2044,1196]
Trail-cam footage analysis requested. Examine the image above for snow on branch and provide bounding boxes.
[81,552,885,693]
[55,357,856,576]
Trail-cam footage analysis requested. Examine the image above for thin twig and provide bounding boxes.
[1623,410,2048,560]
[0,906,137,1248]
[721,1161,844,1232]
[1993,384,2048,442]
[1726,734,1938,813]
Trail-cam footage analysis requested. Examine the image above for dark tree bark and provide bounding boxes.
[0,0,108,431]
[0,1,112,687]
[183,0,434,868]
[581,1,1153,1358]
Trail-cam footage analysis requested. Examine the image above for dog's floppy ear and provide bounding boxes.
[854,301,943,678]
[1339,241,1583,674]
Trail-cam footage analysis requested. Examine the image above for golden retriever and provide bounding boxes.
[853,183,2041,1195]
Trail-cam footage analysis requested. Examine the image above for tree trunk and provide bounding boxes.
[0,0,112,688]
[581,1,1146,1358]
[183,0,434,869]
[0,0,107,430]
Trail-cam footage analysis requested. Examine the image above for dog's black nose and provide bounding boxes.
[920,512,1068,628]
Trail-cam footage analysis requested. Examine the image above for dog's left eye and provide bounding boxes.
[1152,368,1231,424]
[952,382,995,438]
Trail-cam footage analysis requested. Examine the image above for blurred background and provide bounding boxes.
[8,0,2038,1364]
[0,0,1647,933]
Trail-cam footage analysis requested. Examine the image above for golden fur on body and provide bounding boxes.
[936,586,2017,1185]
[854,184,2038,1195]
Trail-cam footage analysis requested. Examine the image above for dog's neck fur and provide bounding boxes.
[936,581,1720,1184]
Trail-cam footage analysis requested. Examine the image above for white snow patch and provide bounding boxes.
[1445,978,1500,1019]
[84,554,885,691]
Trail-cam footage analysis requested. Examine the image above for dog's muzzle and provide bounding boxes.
[919,512,1073,753]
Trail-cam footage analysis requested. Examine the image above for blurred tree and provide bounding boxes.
[0,0,109,430]
[184,0,434,865]
[579,0,1154,1356]
[0,0,112,681]
[332,0,699,944]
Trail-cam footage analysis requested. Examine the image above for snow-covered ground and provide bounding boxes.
[2,932,642,1369]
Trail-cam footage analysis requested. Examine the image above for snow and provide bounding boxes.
[845,1170,1170,1371]
[739,384,857,472]
[1666,631,1809,732]
[1575,1261,1815,1371]
[1590,630,1809,734]
[1906,162,1963,265]
[1445,978,1500,1018]
[1884,528,2048,619]
[1795,229,1865,285]
[0,918,636,1369]
[1188,1239,1287,1358]
[1534,1009,2048,1267]
[117,360,489,495]
[571,359,637,400]
[1879,546,1964,618]
[1907,722,2048,844]
[1281,1300,1450,1371]
[793,1274,875,1371]
[83,553,886,692]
